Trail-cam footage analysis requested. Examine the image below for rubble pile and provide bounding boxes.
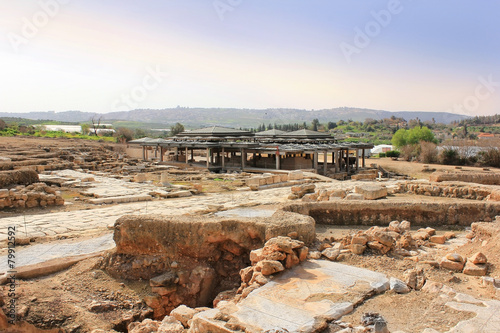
[235,236,309,301]
[0,182,64,209]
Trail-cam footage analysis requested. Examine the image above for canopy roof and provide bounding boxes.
[179,126,253,137]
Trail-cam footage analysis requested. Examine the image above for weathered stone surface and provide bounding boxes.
[430,171,500,185]
[112,212,315,258]
[463,262,488,276]
[399,220,411,232]
[354,184,388,200]
[351,244,366,255]
[150,271,177,287]
[128,318,160,333]
[373,231,394,247]
[322,247,340,261]
[222,260,389,333]
[470,252,487,264]
[429,235,446,244]
[255,260,284,276]
[288,170,304,180]
[404,268,426,290]
[285,252,300,269]
[351,235,368,245]
[367,241,391,254]
[390,277,410,294]
[157,316,185,333]
[280,201,500,227]
[133,174,147,183]
[345,193,365,200]
[440,258,465,272]
[388,221,401,233]
[239,267,254,284]
[446,253,465,263]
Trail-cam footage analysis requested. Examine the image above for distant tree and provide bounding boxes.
[91,116,102,136]
[134,129,146,138]
[115,127,134,143]
[267,123,273,130]
[391,126,436,148]
[0,119,6,131]
[81,123,90,135]
[170,123,185,136]
[311,118,319,131]
[327,121,337,130]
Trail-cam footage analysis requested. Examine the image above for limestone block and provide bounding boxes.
[170,305,197,328]
[373,231,394,247]
[288,170,303,180]
[134,174,147,183]
[0,189,8,198]
[157,316,185,333]
[404,268,426,290]
[354,184,388,200]
[246,177,260,187]
[367,241,391,254]
[321,247,340,261]
[280,174,288,182]
[430,235,446,244]
[440,258,465,271]
[255,260,284,276]
[463,262,487,276]
[351,235,368,245]
[469,252,487,264]
[351,244,366,255]
[345,193,364,200]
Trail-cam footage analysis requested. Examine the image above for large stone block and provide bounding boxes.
[354,184,388,200]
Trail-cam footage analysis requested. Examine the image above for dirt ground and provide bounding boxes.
[375,157,500,180]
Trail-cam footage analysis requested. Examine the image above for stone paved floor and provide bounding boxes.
[0,233,115,274]
[0,186,292,242]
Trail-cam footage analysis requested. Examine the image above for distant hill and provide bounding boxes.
[0,108,469,128]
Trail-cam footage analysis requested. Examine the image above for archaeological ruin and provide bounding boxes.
[0,136,500,333]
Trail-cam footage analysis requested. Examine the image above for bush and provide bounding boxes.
[479,148,500,168]
[385,150,400,158]
[418,142,438,164]
[439,148,459,165]
[378,153,386,158]
[400,144,419,161]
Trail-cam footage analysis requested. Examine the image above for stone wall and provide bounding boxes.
[430,171,500,185]
[0,183,64,209]
[281,201,500,227]
[396,182,496,201]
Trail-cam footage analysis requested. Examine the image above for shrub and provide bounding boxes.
[479,148,500,168]
[439,148,459,165]
[418,142,438,164]
[400,144,419,161]
[378,153,386,158]
[385,150,400,158]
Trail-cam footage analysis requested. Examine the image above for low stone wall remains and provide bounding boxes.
[0,182,64,209]
[280,201,500,227]
[430,171,500,185]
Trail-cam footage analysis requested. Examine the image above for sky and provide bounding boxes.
[1,0,499,116]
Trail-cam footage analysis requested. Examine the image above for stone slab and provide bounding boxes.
[0,233,115,275]
[228,260,389,332]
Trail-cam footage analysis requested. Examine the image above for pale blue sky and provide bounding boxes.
[1,0,499,115]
